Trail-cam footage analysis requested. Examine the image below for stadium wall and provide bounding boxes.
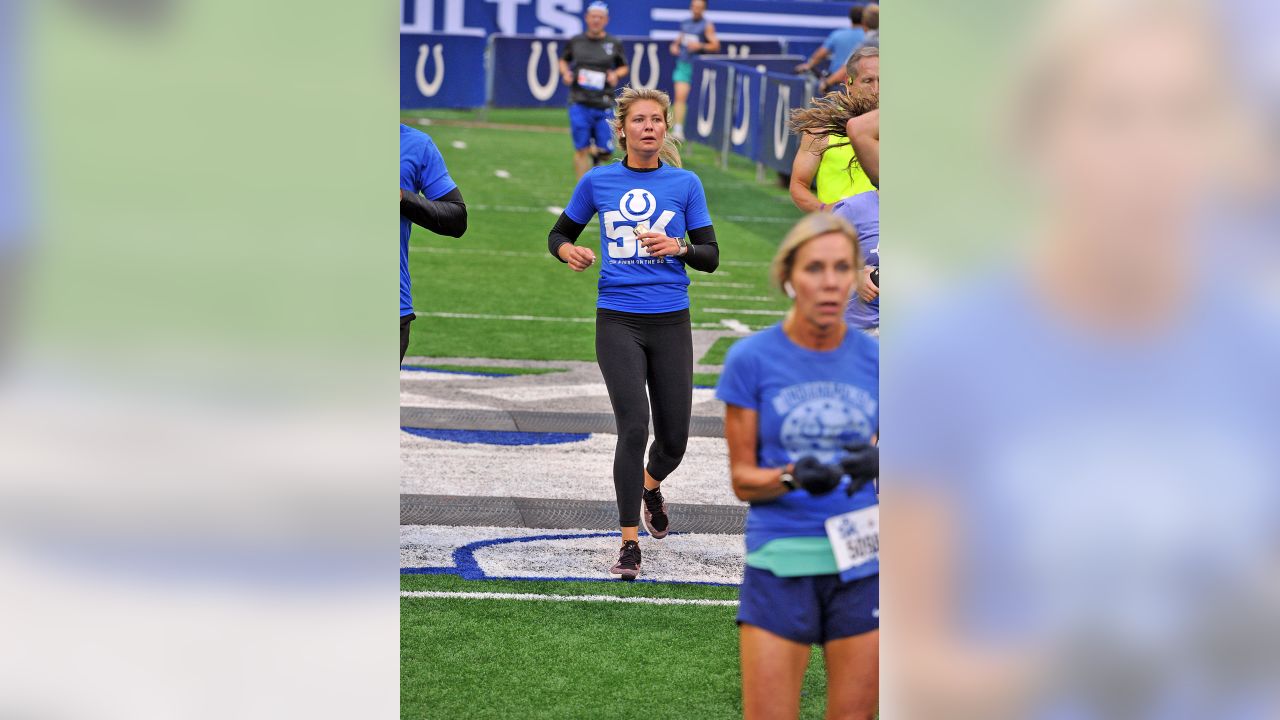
[400,0,857,40]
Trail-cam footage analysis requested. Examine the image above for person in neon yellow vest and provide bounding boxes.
[788,48,879,212]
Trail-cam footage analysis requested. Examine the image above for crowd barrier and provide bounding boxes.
[402,34,823,176]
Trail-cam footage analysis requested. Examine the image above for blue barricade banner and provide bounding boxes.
[400,33,487,109]
[490,34,570,108]
[759,73,809,173]
[685,59,733,150]
[489,36,783,109]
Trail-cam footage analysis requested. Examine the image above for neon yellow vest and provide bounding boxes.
[816,135,875,204]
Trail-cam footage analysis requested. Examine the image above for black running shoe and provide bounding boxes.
[610,540,642,580]
[642,487,670,539]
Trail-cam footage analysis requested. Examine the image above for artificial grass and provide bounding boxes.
[401,576,832,719]
[405,108,797,362]
[403,364,566,376]
[699,336,742,366]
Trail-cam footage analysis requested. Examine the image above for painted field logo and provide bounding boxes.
[619,189,656,222]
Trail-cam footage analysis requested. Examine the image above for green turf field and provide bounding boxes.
[401,574,835,719]
[401,108,798,363]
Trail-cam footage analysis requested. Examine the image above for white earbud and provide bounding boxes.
[784,281,797,299]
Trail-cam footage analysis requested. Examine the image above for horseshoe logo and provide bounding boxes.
[527,40,560,102]
[731,75,751,146]
[772,84,792,161]
[619,189,656,222]
[416,44,445,97]
[630,43,661,90]
[695,69,717,137]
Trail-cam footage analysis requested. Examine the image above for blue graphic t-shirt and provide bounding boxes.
[833,191,879,329]
[400,124,458,317]
[564,162,713,313]
[716,324,879,556]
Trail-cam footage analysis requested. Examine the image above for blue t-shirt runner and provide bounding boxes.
[547,148,720,580]
[563,161,713,313]
[399,124,458,318]
[717,323,880,578]
[833,190,879,329]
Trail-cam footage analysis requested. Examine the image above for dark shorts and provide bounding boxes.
[400,313,415,362]
[568,104,615,152]
[737,565,879,645]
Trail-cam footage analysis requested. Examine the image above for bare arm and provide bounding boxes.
[702,21,721,53]
[847,109,879,187]
[559,58,573,85]
[725,405,793,503]
[788,133,828,212]
[821,66,848,93]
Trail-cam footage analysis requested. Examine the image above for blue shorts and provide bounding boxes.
[568,103,615,152]
[737,565,879,645]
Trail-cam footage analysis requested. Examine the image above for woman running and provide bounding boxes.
[717,213,879,719]
[546,87,720,580]
[789,91,880,334]
[667,0,719,141]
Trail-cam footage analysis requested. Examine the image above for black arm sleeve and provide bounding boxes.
[681,225,719,273]
[400,186,467,238]
[548,212,588,262]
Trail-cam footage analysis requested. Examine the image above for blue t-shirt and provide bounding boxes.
[399,124,458,317]
[564,162,713,313]
[716,324,879,554]
[821,27,867,75]
[894,272,1280,717]
[833,191,879,329]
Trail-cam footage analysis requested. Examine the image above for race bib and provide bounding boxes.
[825,505,879,582]
[577,68,607,90]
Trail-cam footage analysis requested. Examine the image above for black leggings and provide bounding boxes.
[596,308,694,527]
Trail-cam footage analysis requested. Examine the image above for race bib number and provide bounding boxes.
[577,68,607,90]
[825,505,879,581]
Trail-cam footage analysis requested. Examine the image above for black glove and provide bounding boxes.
[841,443,879,496]
[794,455,842,496]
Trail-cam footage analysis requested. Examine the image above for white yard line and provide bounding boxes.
[693,293,776,302]
[400,590,738,606]
[705,307,786,316]
[449,203,792,225]
[415,311,594,323]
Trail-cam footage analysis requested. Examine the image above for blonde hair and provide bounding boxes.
[611,87,683,168]
[770,212,861,295]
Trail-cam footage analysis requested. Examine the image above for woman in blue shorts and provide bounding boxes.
[667,0,719,140]
[717,212,879,719]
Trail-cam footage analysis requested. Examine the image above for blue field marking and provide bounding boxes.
[402,531,740,588]
[400,427,590,445]
[400,365,517,377]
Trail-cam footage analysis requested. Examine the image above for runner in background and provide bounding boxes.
[668,0,720,141]
[788,48,880,213]
[794,4,868,86]
[559,1,629,179]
